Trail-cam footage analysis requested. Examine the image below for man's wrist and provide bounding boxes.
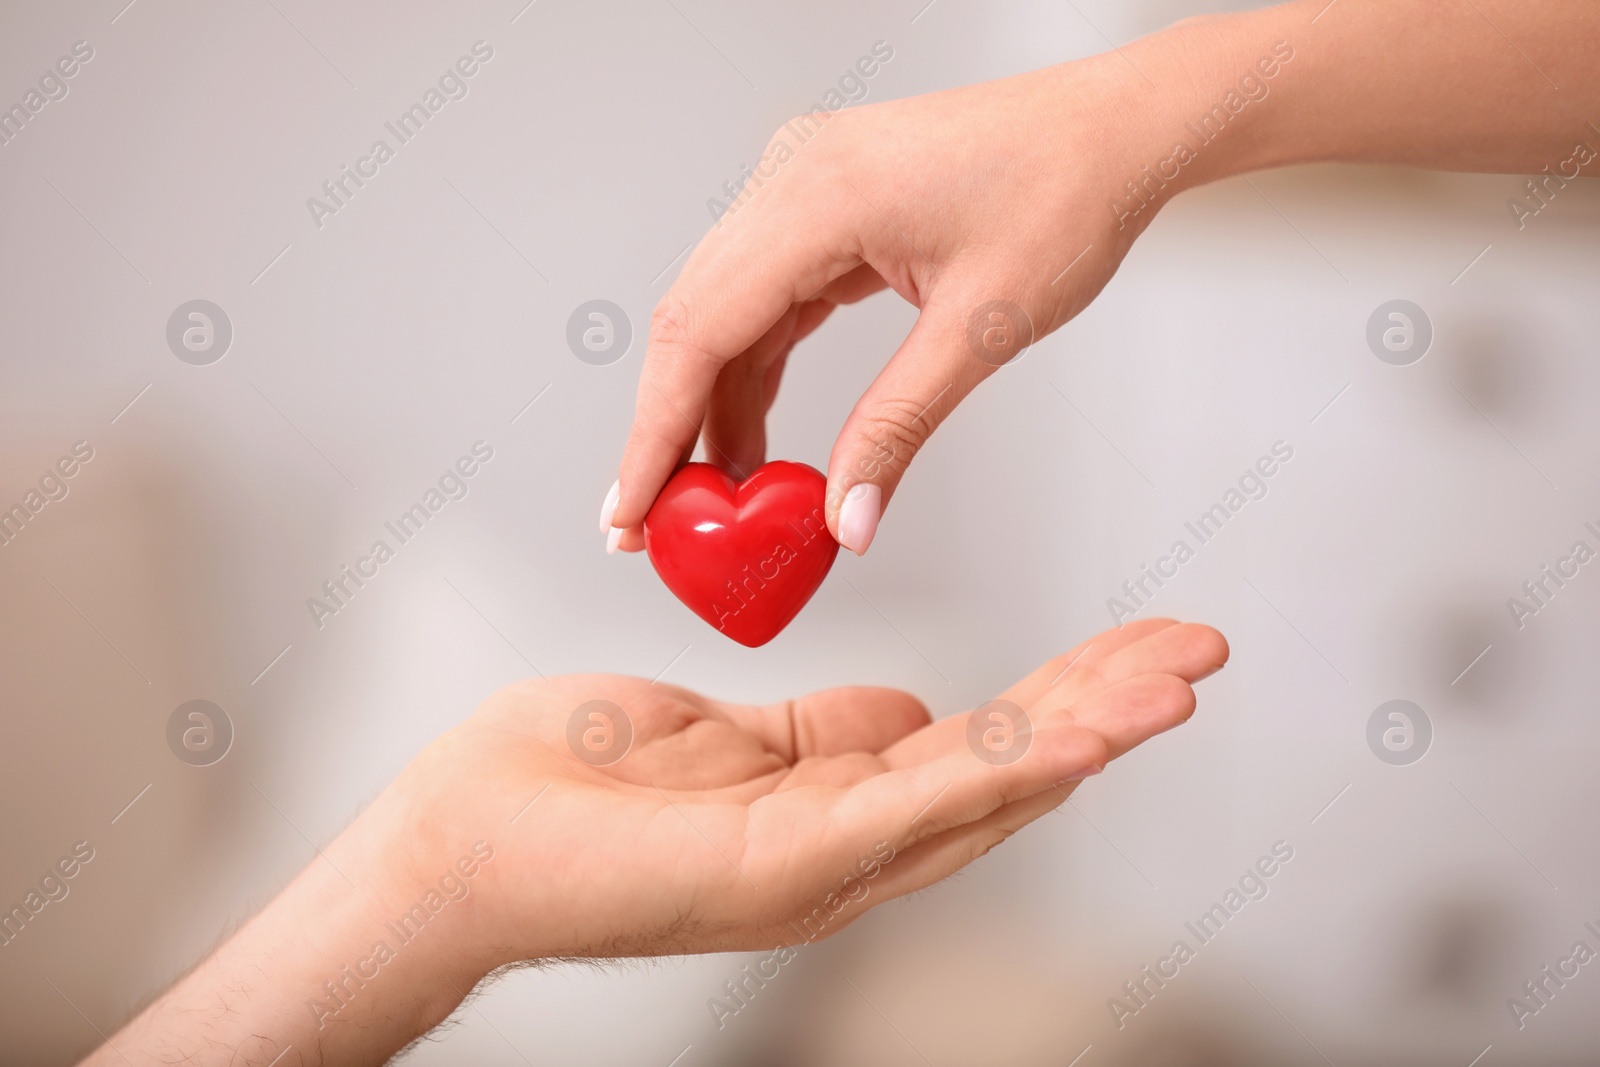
[278,824,496,1047]
[91,786,504,1066]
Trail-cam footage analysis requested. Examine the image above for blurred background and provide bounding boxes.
[2,0,1598,1063]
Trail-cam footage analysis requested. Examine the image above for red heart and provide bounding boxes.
[644,461,840,647]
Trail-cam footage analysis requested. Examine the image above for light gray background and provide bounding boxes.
[2,0,1597,1064]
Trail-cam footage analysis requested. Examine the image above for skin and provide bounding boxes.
[85,620,1227,1065]
[606,0,1599,553]
[81,0,1599,1060]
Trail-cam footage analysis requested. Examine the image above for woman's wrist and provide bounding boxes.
[1121,2,1317,194]
[1027,0,1313,252]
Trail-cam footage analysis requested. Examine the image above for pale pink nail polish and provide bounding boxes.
[1063,763,1104,782]
[836,482,881,555]
[599,479,620,534]
[605,526,623,554]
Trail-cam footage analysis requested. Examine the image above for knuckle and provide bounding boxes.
[962,828,1015,866]
[649,295,694,348]
[771,111,860,183]
[856,399,935,465]
[776,109,837,152]
[1073,661,1110,693]
[621,422,674,471]
[481,679,542,713]
[646,296,724,372]
[767,121,801,153]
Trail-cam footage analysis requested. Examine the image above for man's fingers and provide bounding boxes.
[865,785,1069,902]
[1060,621,1228,694]
[829,722,1107,857]
[1034,672,1197,762]
[718,686,931,763]
[864,674,1202,900]
[660,716,1100,903]
[873,621,1177,768]
[996,619,1180,707]
[824,290,1003,554]
[612,208,862,531]
[999,619,1229,709]
[879,630,1213,770]
[1029,623,1227,735]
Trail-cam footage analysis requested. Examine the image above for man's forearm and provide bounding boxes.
[84,818,494,1067]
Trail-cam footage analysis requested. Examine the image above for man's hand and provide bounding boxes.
[86,619,1226,1066]
[416,618,1226,962]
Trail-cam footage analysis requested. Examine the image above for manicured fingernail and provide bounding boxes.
[837,482,881,555]
[605,526,623,554]
[598,479,620,533]
[1063,763,1104,782]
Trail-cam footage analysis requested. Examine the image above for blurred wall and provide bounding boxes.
[1,0,1598,1064]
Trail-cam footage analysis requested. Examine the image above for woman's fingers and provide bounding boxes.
[610,184,864,533]
[699,306,803,479]
[823,286,1011,554]
[606,427,700,553]
[610,524,647,553]
[610,262,888,556]
[813,262,894,308]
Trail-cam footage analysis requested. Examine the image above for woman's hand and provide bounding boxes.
[603,0,1597,556]
[87,619,1227,1066]
[601,24,1239,556]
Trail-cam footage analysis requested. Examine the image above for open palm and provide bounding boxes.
[397,619,1226,964]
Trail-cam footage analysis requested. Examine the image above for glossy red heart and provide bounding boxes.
[644,461,839,647]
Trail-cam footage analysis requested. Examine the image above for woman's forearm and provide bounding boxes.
[1148,0,1596,191]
